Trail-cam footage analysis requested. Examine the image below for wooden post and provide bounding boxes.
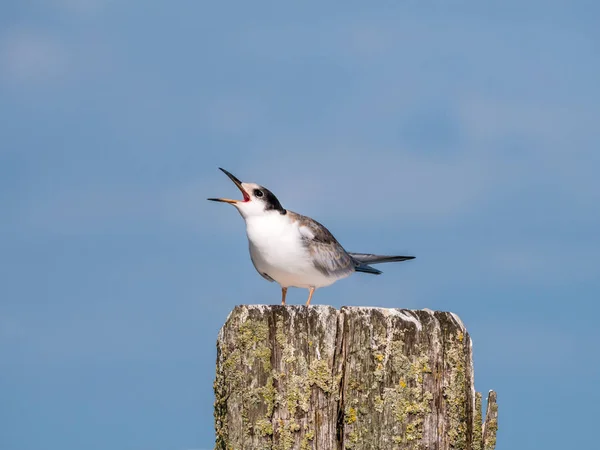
[214,305,497,450]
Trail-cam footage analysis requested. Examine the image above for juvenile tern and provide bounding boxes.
[208,168,415,305]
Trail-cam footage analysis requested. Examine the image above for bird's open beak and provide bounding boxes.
[207,168,250,204]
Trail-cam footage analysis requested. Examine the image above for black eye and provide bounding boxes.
[253,189,263,198]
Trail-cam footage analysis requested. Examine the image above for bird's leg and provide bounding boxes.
[306,287,315,306]
[281,287,287,305]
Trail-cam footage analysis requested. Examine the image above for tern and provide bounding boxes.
[208,168,415,305]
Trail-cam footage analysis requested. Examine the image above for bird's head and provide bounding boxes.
[208,168,286,218]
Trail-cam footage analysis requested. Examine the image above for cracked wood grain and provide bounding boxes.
[214,305,497,450]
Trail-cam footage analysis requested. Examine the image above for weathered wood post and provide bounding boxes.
[214,305,497,450]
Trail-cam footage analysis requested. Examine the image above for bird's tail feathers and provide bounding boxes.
[354,263,383,275]
[349,253,415,265]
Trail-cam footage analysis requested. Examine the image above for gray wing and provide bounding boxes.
[290,212,355,278]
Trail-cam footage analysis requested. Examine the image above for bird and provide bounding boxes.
[208,168,415,306]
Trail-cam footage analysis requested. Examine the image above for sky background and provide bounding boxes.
[1,1,599,449]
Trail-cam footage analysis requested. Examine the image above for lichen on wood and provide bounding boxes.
[339,308,477,450]
[482,390,498,450]
[473,392,483,450]
[214,305,497,450]
[214,305,341,450]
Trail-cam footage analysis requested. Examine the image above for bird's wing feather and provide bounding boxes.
[308,241,356,277]
[290,211,355,278]
[348,253,415,264]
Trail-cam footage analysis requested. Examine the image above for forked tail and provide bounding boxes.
[353,263,383,275]
[350,252,415,275]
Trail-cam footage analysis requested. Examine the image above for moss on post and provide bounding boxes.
[482,391,499,450]
[214,305,341,450]
[214,305,497,450]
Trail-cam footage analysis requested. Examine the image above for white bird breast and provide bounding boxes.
[244,213,336,288]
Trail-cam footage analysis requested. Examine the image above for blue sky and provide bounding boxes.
[1,1,599,449]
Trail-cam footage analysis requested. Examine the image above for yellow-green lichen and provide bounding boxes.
[345,406,358,424]
[345,430,359,449]
[238,319,272,371]
[444,329,469,449]
[300,429,315,450]
[254,345,273,372]
[348,378,362,392]
[258,376,276,416]
[341,323,437,450]
[221,348,243,385]
[384,341,434,447]
[484,420,498,450]
[275,330,312,422]
[390,339,411,374]
[374,361,385,381]
[308,358,338,394]
[238,319,268,345]
[373,395,384,413]
[473,392,483,450]
[214,314,276,449]
[284,372,310,415]
[274,315,340,426]
[217,309,343,449]
[254,418,274,437]
[483,401,498,450]
[274,419,301,450]
[276,318,296,364]
[384,384,434,446]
